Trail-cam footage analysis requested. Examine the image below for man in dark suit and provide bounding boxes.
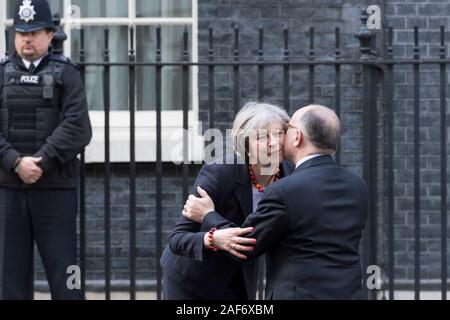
[183,104,368,300]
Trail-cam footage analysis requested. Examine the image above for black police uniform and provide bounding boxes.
[0,0,92,300]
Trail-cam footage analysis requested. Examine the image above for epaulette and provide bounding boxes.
[48,54,76,66]
[0,56,10,66]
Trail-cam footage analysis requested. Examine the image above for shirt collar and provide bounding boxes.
[22,56,44,70]
[295,154,324,169]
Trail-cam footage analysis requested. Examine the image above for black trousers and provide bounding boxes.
[0,187,80,300]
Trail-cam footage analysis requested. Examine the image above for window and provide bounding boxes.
[1,0,201,163]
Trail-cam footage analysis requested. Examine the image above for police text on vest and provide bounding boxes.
[20,75,39,84]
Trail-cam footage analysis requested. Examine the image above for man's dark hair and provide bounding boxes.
[300,109,340,152]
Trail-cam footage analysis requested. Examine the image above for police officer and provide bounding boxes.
[0,0,92,299]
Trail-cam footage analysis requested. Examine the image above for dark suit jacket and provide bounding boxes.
[201,155,368,300]
[160,160,294,300]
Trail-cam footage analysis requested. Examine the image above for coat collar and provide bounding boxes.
[234,160,294,217]
[234,160,294,185]
[294,154,335,173]
[11,52,49,72]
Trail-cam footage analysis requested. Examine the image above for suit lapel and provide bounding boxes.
[234,161,293,218]
[235,164,253,217]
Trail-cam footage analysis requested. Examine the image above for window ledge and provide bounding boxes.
[84,110,204,163]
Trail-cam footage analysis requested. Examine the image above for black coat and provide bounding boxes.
[201,155,368,300]
[0,53,92,189]
[160,160,294,300]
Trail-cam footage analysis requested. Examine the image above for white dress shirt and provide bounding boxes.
[22,56,43,70]
[295,154,324,169]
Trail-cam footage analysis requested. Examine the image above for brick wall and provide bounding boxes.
[383,0,450,286]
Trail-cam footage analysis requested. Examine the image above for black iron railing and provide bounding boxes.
[2,10,449,301]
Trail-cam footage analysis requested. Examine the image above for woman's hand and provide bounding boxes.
[182,186,215,223]
[204,227,257,260]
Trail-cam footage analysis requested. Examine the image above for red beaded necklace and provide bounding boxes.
[248,165,281,193]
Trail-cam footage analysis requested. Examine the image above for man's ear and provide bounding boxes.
[47,31,54,41]
[293,130,301,148]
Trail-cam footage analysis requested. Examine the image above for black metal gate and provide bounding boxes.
[5,10,449,300]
